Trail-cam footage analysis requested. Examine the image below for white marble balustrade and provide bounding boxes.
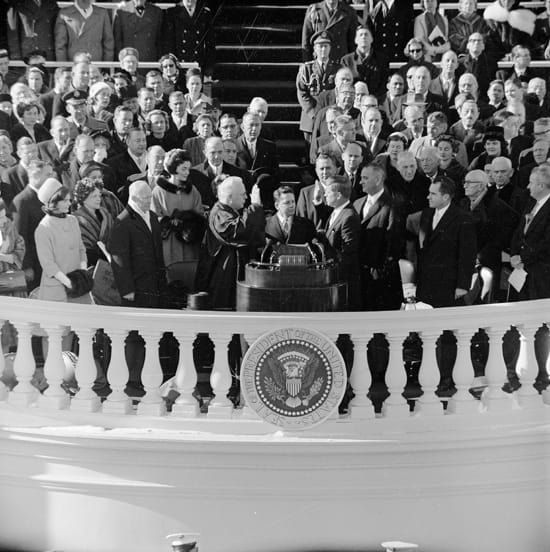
[0,296,549,423]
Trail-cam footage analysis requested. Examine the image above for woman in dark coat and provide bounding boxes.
[10,101,51,147]
[72,178,115,268]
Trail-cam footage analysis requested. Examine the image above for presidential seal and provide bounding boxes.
[241,328,347,430]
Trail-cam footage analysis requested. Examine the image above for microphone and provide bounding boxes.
[311,238,325,263]
[261,238,273,263]
[306,241,318,264]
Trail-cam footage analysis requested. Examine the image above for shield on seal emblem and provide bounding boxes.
[240,328,347,430]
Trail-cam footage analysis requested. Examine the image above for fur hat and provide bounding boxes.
[66,269,93,298]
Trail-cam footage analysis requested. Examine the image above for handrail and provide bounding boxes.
[0,295,548,424]
[54,2,546,10]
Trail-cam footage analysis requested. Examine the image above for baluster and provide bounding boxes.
[449,329,479,414]
[9,322,38,406]
[71,327,101,412]
[383,332,409,418]
[137,331,166,416]
[172,333,199,418]
[481,326,512,411]
[416,331,444,416]
[348,334,374,419]
[543,328,550,406]
[515,324,544,410]
[38,325,70,410]
[208,332,234,419]
[239,332,259,419]
[102,329,132,414]
[0,319,7,401]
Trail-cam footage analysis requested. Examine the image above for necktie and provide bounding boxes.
[524,204,538,233]
[432,210,442,230]
[282,218,290,238]
[249,141,256,158]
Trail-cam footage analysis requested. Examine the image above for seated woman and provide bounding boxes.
[414,0,451,61]
[151,149,205,291]
[24,66,49,97]
[159,53,186,95]
[88,82,114,123]
[145,109,180,151]
[399,38,439,83]
[10,101,51,146]
[468,130,508,171]
[118,47,145,90]
[72,178,115,268]
[184,68,212,122]
[435,134,467,189]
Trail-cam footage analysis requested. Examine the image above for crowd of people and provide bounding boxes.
[0,0,549,398]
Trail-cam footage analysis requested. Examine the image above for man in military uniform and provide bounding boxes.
[301,0,358,63]
[161,0,215,78]
[113,0,163,62]
[365,0,415,63]
[296,31,341,140]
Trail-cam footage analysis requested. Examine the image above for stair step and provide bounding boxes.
[217,45,301,63]
[216,62,300,81]
[214,80,298,103]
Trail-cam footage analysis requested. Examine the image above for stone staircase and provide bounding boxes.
[212,0,308,185]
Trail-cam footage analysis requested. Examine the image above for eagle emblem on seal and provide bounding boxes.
[264,351,324,408]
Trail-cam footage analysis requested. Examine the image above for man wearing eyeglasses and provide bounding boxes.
[457,32,497,97]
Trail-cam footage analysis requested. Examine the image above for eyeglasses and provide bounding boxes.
[464,180,483,185]
[162,63,175,69]
[409,48,422,53]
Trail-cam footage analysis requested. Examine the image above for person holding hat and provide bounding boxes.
[113,1,163,62]
[301,0,358,63]
[54,0,114,62]
[34,177,91,304]
[64,88,108,140]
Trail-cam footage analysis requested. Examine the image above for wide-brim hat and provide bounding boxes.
[89,81,112,99]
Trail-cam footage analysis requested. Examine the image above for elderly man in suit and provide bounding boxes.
[510,164,550,300]
[429,50,462,109]
[235,112,279,210]
[265,186,316,244]
[378,72,405,126]
[322,174,361,310]
[37,116,73,184]
[297,152,337,228]
[54,0,114,61]
[449,99,485,162]
[109,180,166,396]
[301,0,358,63]
[192,136,252,207]
[319,114,367,168]
[457,32,497,97]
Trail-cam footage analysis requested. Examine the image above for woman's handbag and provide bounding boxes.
[0,270,27,295]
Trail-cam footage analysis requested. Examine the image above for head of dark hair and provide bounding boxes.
[165,148,192,175]
[434,175,456,198]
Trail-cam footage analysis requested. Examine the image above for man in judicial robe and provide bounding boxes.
[203,177,265,310]
[265,186,316,244]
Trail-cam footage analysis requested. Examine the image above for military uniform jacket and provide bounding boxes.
[366,0,414,62]
[161,3,215,76]
[296,59,339,132]
[301,1,358,62]
[113,3,163,62]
